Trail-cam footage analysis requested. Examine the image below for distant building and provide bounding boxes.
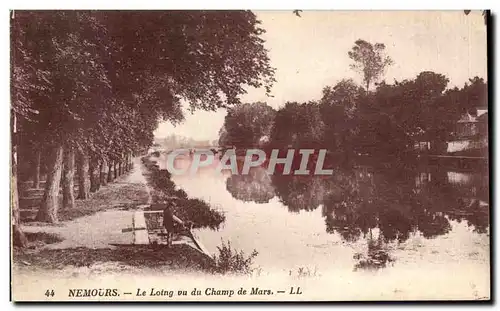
[414,107,487,154]
[447,108,487,153]
[148,143,164,154]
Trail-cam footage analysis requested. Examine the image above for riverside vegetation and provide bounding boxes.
[11,11,275,247]
[142,155,259,275]
[14,157,259,275]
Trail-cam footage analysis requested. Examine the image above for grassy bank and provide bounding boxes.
[13,244,215,271]
[141,154,260,275]
[141,155,225,230]
[13,155,256,275]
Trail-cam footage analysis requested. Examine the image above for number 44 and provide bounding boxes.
[45,289,55,297]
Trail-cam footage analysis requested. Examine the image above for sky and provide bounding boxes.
[154,10,488,141]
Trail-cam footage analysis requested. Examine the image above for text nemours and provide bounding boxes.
[67,287,303,298]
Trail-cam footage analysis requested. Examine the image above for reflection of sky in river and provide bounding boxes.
[161,155,488,290]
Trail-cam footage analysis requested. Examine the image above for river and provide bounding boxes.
[162,154,489,299]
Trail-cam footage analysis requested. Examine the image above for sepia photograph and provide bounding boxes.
[10,9,490,302]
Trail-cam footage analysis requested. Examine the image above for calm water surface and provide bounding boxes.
[161,155,489,297]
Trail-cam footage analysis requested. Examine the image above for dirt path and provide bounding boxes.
[20,157,152,249]
[12,157,215,286]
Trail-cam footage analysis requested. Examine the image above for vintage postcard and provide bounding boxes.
[10,10,490,302]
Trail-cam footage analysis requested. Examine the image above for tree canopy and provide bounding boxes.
[220,102,276,147]
[11,10,276,228]
[348,39,393,91]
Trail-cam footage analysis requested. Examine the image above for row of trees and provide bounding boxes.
[11,11,275,247]
[219,39,488,161]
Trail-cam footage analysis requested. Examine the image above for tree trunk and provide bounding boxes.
[77,151,90,199]
[122,155,126,172]
[89,159,96,192]
[114,162,118,179]
[89,158,100,193]
[36,144,63,223]
[100,159,108,186]
[119,161,123,175]
[95,159,101,190]
[11,112,28,247]
[62,146,75,209]
[107,161,114,182]
[32,149,41,189]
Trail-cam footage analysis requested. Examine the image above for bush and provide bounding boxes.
[212,241,258,275]
[176,198,225,230]
[142,154,225,230]
[26,232,63,244]
[154,170,176,192]
[22,232,64,248]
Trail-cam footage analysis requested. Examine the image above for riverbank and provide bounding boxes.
[141,153,260,274]
[141,154,225,230]
[12,157,217,276]
[18,161,150,224]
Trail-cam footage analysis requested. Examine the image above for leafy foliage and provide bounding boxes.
[269,101,325,149]
[11,10,275,159]
[144,156,225,230]
[348,39,393,91]
[212,240,259,275]
[219,40,487,161]
[11,11,275,227]
[320,79,364,154]
[220,102,276,147]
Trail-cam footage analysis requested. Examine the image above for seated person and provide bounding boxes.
[162,205,186,247]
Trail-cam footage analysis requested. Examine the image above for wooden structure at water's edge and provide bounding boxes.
[117,210,212,260]
[422,154,488,170]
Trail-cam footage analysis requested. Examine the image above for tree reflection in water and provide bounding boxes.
[226,167,275,203]
[271,175,336,213]
[224,164,489,271]
[353,236,395,271]
[321,166,487,270]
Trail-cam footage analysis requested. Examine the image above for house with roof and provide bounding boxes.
[447,108,488,154]
[413,107,488,155]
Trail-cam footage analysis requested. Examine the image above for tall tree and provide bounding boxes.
[12,11,113,222]
[353,71,453,157]
[348,39,393,91]
[270,101,325,149]
[11,11,275,225]
[222,102,276,147]
[62,146,75,209]
[11,112,28,247]
[460,77,488,115]
[36,145,63,222]
[320,79,364,155]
